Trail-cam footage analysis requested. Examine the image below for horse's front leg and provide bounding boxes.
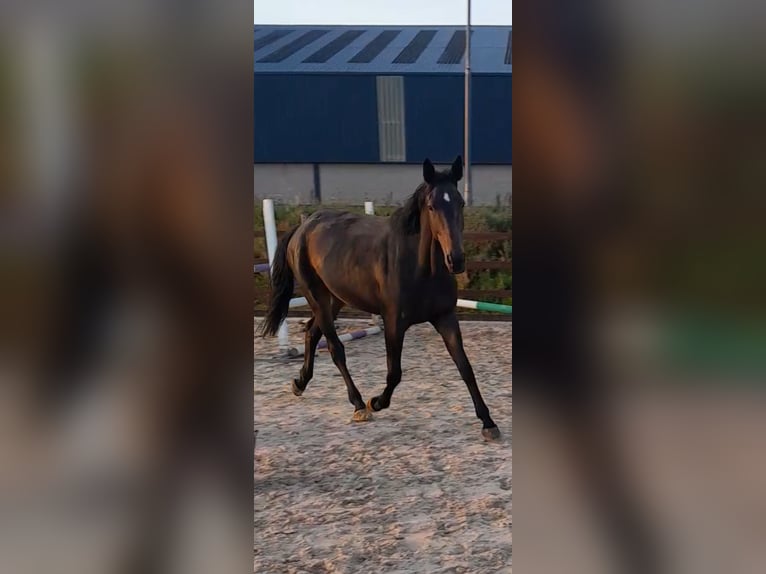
[431,312,500,440]
[367,315,405,412]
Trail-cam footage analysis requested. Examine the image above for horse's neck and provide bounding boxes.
[388,210,446,279]
[415,212,445,278]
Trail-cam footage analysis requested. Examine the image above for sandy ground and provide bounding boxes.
[254,319,512,574]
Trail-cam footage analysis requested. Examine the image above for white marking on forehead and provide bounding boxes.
[443,192,451,203]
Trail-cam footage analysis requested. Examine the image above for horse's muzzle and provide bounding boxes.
[446,253,465,274]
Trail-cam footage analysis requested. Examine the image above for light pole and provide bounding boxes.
[464,0,473,206]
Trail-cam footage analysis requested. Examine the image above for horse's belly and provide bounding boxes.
[316,266,381,314]
[328,285,381,315]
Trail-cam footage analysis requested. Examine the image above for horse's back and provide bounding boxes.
[289,210,389,314]
[307,209,386,236]
[297,210,387,251]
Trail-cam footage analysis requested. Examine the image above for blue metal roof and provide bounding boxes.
[254,25,511,75]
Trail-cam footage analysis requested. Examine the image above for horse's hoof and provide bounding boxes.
[291,379,304,396]
[482,426,501,441]
[366,397,380,412]
[352,409,374,422]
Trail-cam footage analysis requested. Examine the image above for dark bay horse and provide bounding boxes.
[259,156,500,440]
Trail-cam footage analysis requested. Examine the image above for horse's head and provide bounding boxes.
[422,156,466,274]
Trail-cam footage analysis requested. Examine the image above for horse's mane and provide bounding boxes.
[390,183,428,235]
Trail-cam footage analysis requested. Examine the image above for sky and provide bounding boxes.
[254,0,512,26]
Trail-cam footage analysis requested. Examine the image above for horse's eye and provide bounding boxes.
[428,205,434,211]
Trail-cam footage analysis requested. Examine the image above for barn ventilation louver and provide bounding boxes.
[303,30,365,63]
[393,30,436,64]
[438,30,472,64]
[349,30,400,63]
[253,29,294,53]
[258,29,329,63]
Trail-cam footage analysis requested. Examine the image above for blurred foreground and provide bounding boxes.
[513,0,766,573]
[0,2,252,573]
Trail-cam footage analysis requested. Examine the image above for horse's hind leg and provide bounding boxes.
[291,317,320,396]
[293,254,369,421]
[308,294,370,421]
[292,298,343,396]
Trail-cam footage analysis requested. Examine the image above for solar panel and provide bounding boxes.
[303,30,365,63]
[258,29,330,63]
[349,30,400,63]
[437,31,472,64]
[253,29,294,54]
[504,31,512,64]
[393,30,437,64]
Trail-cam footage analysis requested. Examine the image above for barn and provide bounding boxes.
[254,25,512,205]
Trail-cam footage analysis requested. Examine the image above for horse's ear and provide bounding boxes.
[423,158,436,184]
[451,155,463,182]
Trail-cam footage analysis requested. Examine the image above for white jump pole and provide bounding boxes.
[456,298,512,314]
[363,202,382,326]
[289,296,308,308]
[262,199,290,353]
[289,326,383,358]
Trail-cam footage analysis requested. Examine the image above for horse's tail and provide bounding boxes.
[258,225,300,338]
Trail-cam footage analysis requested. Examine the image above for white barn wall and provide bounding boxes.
[252,164,314,204]
[254,164,511,206]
